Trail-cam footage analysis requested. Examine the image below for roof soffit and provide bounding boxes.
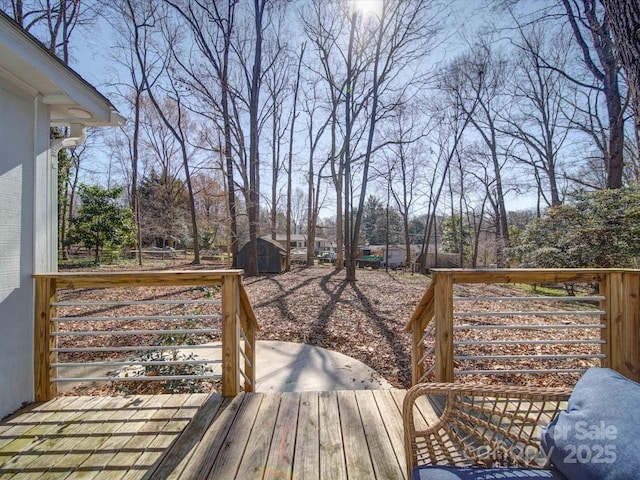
[0,13,123,126]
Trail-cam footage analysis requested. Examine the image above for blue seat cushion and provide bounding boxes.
[411,466,567,480]
[541,367,640,480]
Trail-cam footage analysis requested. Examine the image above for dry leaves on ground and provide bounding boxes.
[57,261,599,394]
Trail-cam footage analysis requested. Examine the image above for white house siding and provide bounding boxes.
[385,248,405,267]
[0,80,48,418]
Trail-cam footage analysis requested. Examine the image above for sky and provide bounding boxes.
[64,0,544,215]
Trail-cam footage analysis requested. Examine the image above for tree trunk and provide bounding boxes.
[603,0,640,143]
[285,44,304,271]
[247,0,266,276]
[561,0,626,188]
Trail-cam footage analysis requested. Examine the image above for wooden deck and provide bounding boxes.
[0,389,437,479]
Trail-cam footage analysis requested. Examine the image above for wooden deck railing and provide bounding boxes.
[33,270,258,401]
[406,268,640,385]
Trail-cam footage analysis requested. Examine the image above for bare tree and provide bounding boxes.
[107,0,166,265]
[603,0,640,149]
[264,47,290,242]
[344,0,443,280]
[418,103,471,273]
[503,21,573,206]
[295,72,332,266]
[2,0,100,63]
[440,42,512,265]
[58,143,87,258]
[163,0,241,266]
[285,44,304,271]
[242,0,268,276]
[302,0,348,270]
[383,109,425,267]
[559,0,626,189]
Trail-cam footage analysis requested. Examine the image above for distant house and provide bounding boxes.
[0,12,124,418]
[263,234,332,253]
[237,237,286,273]
[358,245,409,268]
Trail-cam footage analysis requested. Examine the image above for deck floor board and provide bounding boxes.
[0,389,429,480]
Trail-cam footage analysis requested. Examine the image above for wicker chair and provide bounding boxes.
[403,383,572,478]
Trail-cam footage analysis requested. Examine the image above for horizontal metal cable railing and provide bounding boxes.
[50,295,223,384]
[33,270,258,401]
[406,269,640,387]
[451,294,605,378]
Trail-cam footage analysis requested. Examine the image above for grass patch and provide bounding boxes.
[515,283,569,297]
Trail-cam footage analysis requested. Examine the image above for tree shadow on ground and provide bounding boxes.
[351,282,412,387]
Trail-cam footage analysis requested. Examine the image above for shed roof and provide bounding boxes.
[0,11,124,127]
[242,237,286,255]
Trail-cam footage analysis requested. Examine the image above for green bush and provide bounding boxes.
[511,188,640,268]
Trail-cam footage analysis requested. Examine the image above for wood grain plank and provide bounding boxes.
[263,392,300,480]
[123,394,209,480]
[337,391,375,479]
[74,396,172,476]
[318,391,346,480]
[124,397,199,478]
[235,393,281,479]
[168,394,241,480]
[4,396,135,480]
[33,271,236,289]
[105,395,195,475]
[0,396,107,470]
[1,396,112,475]
[372,390,407,479]
[0,396,82,453]
[205,393,263,480]
[292,391,319,480]
[222,275,240,396]
[356,390,404,480]
[434,272,454,382]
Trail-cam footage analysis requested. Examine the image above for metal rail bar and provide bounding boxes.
[52,359,221,368]
[53,344,221,353]
[455,339,605,346]
[454,354,606,361]
[419,365,436,382]
[420,325,435,346]
[454,324,605,330]
[453,296,605,302]
[53,374,221,383]
[52,299,222,307]
[52,314,222,322]
[418,347,435,366]
[454,310,604,317]
[240,369,251,387]
[239,346,252,369]
[455,368,587,375]
[52,328,220,337]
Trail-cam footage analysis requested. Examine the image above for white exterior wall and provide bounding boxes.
[0,80,50,418]
[385,248,405,267]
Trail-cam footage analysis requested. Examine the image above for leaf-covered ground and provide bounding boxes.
[57,261,600,394]
[243,265,429,388]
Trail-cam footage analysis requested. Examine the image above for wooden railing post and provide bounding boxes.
[221,274,240,396]
[34,276,57,401]
[621,272,640,381]
[434,272,454,383]
[603,272,640,381]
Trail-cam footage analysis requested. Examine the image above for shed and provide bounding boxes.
[0,11,123,418]
[265,234,332,253]
[237,237,286,273]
